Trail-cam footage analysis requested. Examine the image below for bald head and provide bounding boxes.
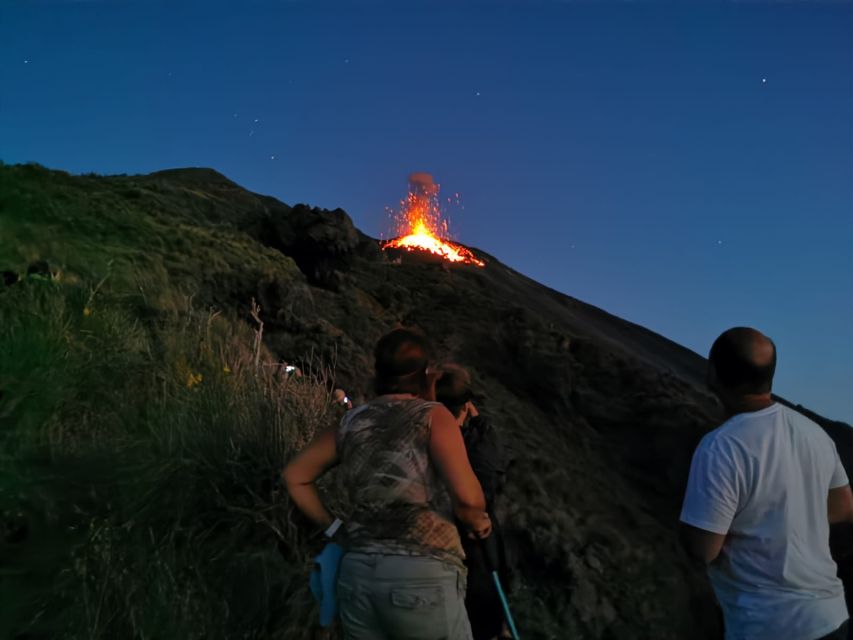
[709,327,777,395]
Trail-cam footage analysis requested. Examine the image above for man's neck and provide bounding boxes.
[725,394,775,418]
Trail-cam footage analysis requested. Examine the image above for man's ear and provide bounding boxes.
[706,362,717,388]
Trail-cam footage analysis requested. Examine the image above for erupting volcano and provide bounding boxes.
[382,173,485,267]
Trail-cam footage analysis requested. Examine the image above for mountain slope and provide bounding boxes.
[2,162,849,640]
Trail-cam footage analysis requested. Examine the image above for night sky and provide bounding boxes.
[2,1,852,422]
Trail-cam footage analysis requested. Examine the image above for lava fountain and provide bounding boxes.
[382,173,485,267]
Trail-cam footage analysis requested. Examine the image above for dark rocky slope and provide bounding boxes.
[3,163,850,639]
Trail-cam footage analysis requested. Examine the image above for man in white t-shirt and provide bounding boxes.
[680,327,853,640]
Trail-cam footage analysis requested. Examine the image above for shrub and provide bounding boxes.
[0,276,339,639]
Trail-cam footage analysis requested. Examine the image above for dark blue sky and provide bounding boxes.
[2,1,852,422]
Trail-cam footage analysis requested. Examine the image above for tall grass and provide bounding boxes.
[1,274,341,639]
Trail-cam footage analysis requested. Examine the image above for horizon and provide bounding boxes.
[2,1,851,422]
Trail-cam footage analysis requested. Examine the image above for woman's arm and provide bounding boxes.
[282,427,339,529]
[429,404,491,537]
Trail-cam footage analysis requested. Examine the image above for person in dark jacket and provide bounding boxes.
[437,365,512,640]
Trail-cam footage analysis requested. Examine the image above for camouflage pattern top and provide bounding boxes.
[335,395,465,569]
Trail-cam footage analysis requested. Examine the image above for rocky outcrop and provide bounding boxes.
[258,205,366,291]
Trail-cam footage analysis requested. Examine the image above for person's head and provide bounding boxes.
[332,388,352,409]
[435,364,473,423]
[373,328,430,396]
[708,327,776,412]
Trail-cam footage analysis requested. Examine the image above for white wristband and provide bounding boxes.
[324,518,343,539]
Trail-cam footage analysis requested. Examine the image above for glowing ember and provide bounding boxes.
[383,173,485,267]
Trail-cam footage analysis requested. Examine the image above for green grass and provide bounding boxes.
[0,164,340,639]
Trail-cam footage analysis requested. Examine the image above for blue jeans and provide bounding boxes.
[337,552,473,640]
[816,619,850,640]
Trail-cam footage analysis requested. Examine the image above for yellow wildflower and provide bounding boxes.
[83,307,93,317]
[186,372,203,389]
[223,365,231,374]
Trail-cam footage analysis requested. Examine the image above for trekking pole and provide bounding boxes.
[478,534,521,640]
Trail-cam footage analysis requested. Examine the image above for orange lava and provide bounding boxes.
[383,177,485,267]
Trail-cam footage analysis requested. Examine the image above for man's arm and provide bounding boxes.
[283,427,339,529]
[679,523,727,564]
[679,436,738,564]
[465,413,506,506]
[828,485,853,524]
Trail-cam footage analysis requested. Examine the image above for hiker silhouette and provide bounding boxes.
[436,364,515,640]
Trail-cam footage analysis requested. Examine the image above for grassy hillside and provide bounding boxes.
[0,163,342,639]
[1,162,731,639]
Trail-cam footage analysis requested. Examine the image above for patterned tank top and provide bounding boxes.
[335,395,465,568]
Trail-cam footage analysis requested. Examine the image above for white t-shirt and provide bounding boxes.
[680,403,849,640]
